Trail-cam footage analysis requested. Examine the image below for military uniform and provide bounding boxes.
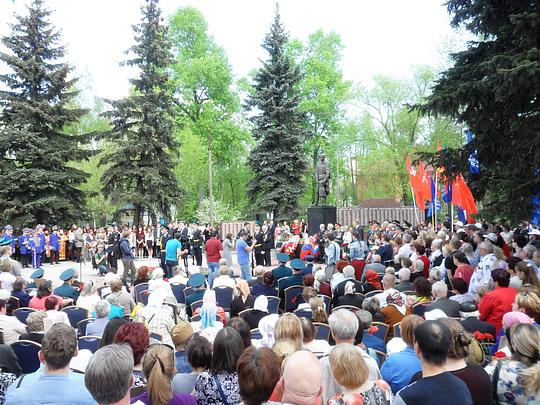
[253,230,265,266]
[272,253,292,286]
[107,229,121,271]
[191,228,203,266]
[27,267,44,289]
[53,268,79,303]
[186,273,206,318]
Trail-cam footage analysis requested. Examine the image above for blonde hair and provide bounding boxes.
[329,345,368,389]
[439,318,473,359]
[142,344,174,405]
[514,291,540,320]
[400,315,424,347]
[272,339,300,373]
[509,323,540,395]
[309,297,328,323]
[110,278,123,293]
[275,313,303,348]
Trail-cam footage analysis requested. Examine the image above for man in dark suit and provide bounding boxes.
[395,268,414,292]
[459,301,496,338]
[353,219,365,242]
[426,281,460,317]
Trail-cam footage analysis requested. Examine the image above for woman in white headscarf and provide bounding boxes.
[137,290,175,348]
[241,295,269,330]
[148,267,177,304]
[254,313,279,348]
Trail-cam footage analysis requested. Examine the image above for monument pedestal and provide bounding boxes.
[307,205,337,235]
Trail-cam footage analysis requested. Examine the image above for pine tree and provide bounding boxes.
[246,9,307,219]
[420,0,540,223]
[0,0,89,227]
[100,0,180,225]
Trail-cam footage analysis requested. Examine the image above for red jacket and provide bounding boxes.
[478,286,517,334]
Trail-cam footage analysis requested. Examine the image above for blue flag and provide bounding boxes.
[457,207,467,223]
[442,183,452,203]
[466,129,480,174]
[427,199,442,218]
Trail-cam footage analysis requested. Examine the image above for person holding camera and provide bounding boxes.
[237,231,255,281]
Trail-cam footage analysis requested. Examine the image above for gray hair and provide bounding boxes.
[106,294,120,307]
[254,265,264,276]
[372,254,381,263]
[151,267,164,280]
[355,309,373,330]
[343,265,355,278]
[522,244,536,259]
[85,344,134,404]
[80,280,94,297]
[383,274,396,289]
[478,241,494,254]
[398,268,411,282]
[461,243,474,256]
[328,309,359,341]
[431,281,447,298]
[403,234,412,243]
[95,300,110,319]
[26,311,46,332]
[429,267,442,282]
[414,259,425,272]
[362,297,380,313]
[431,239,442,251]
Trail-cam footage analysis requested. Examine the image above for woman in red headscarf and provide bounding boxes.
[364,269,382,292]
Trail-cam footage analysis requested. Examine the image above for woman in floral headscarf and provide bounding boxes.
[380,291,411,338]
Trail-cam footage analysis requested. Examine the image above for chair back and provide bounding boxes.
[317,295,331,314]
[393,322,401,338]
[133,282,149,303]
[250,328,262,340]
[140,290,151,306]
[374,349,387,367]
[190,300,204,316]
[402,290,415,295]
[164,302,179,325]
[190,314,221,322]
[78,336,101,353]
[11,340,41,373]
[284,286,303,312]
[371,322,390,341]
[77,318,95,336]
[412,302,429,317]
[238,309,254,319]
[293,309,312,320]
[266,296,280,314]
[355,293,366,301]
[183,286,194,301]
[97,285,111,299]
[332,305,359,313]
[7,296,20,314]
[170,283,186,304]
[212,286,234,311]
[313,322,331,341]
[62,306,89,328]
[13,307,37,324]
[149,331,163,342]
[365,290,383,298]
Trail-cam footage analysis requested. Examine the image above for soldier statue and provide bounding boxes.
[315,154,331,205]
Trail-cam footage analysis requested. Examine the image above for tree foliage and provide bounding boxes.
[245,9,308,218]
[100,0,180,225]
[420,0,540,223]
[0,0,90,227]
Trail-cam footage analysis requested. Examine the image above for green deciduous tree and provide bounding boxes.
[100,0,179,225]
[420,0,540,223]
[0,0,90,227]
[245,9,308,219]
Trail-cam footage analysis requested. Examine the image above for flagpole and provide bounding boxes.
[450,203,454,234]
[434,174,438,229]
[410,186,420,225]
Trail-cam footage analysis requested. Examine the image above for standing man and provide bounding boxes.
[253,223,265,266]
[53,268,80,304]
[159,226,171,273]
[352,219,365,242]
[165,232,184,279]
[107,225,120,272]
[191,224,203,267]
[263,224,273,267]
[236,230,254,281]
[48,226,60,265]
[325,232,341,281]
[18,228,31,268]
[205,230,223,288]
[119,229,137,286]
[73,226,84,263]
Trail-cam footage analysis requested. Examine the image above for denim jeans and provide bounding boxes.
[239,262,252,280]
[165,260,178,279]
[207,262,219,288]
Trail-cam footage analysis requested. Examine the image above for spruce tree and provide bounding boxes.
[246,9,307,219]
[420,0,540,223]
[100,0,180,225]
[0,0,89,227]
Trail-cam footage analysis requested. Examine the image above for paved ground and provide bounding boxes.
[21,250,280,288]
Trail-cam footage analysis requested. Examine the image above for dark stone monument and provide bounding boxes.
[307,205,337,235]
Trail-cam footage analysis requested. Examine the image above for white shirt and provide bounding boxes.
[0,272,16,290]
[397,243,412,259]
[76,294,101,313]
[212,275,236,290]
[44,309,71,332]
[148,279,176,302]
[0,314,26,344]
[468,253,496,296]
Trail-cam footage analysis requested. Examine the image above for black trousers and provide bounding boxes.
[50,250,59,264]
[193,245,203,266]
[264,250,271,267]
[255,251,265,266]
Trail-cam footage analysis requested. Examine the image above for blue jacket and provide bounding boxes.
[380,346,422,394]
[18,235,30,254]
[119,238,133,260]
[48,233,60,251]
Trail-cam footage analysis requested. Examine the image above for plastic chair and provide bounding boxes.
[78,336,101,353]
[293,309,313,319]
[164,302,179,324]
[11,340,41,373]
[97,285,111,298]
[13,307,37,324]
[213,286,234,311]
[371,322,390,341]
[284,286,304,312]
[365,290,383,298]
[133,282,149,303]
[170,283,186,304]
[7,296,20,314]
[266,296,280,314]
[77,318,95,336]
[332,305,359,312]
[412,302,429,318]
[190,300,204,316]
[62,306,89,328]
[190,314,221,322]
[140,290,151,306]
[183,286,194,302]
[149,331,163,342]
[238,309,254,319]
[393,322,401,338]
[250,328,262,339]
[374,349,387,367]
[314,322,331,341]
[317,295,331,314]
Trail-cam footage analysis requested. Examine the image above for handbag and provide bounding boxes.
[491,359,503,404]
[212,374,229,405]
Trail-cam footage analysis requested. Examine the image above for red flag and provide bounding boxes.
[418,162,432,208]
[452,175,478,215]
[406,157,425,209]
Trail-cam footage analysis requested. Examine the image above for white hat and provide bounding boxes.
[528,229,540,236]
[455,221,464,227]
[475,223,483,230]
[486,233,498,243]
[425,309,448,321]
[456,228,467,234]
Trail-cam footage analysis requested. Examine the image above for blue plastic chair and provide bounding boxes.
[314,323,331,341]
[11,340,41,373]
[284,286,303,312]
[13,307,36,324]
[371,322,390,341]
[266,296,280,314]
[170,283,186,304]
[393,322,401,338]
[77,318,95,336]
[190,300,204,317]
[78,336,101,353]
[149,332,162,342]
[140,290,151,306]
[250,328,262,339]
[293,309,313,320]
[317,295,331,314]
[62,306,89,329]
[133,282,149,303]
[212,286,234,311]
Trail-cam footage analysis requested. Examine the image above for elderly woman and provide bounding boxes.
[212,261,236,289]
[85,300,110,337]
[380,315,424,394]
[19,311,47,344]
[314,269,331,297]
[171,321,194,374]
[113,322,150,388]
[10,279,31,308]
[251,271,278,297]
[43,296,71,331]
[139,290,175,345]
[133,265,151,286]
[241,295,269,330]
[148,267,177,304]
[301,317,330,356]
[230,280,255,318]
[190,290,224,344]
[76,280,100,313]
[103,294,125,319]
[107,278,135,317]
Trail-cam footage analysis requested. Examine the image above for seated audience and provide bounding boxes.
[256,313,279,348]
[230,280,255,318]
[169,266,189,285]
[301,317,330,355]
[76,280,100,313]
[380,291,411,337]
[104,294,125,319]
[485,323,540,404]
[172,335,212,395]
[362,297,385,323]
[453,251,474,286]
[98,316,128,348]
[138,290,175,347]
[212,263,236,289]
[250,271,278,297]
[314,269,332,297]
[310,297,328,324]
[186,274,207,317]
[132,344,197,405]
[171,321,194,374]
[29,280,68,310]
[86,299,110,337]
[395,268,413,292]
[426,281,460,317]
[195,327,244,404]
[275,313,304,351]
[334,280,364,309]
[459,301,496,338]
[449,277,475,304]
[5,324,95,404]
[364,269,383,292]
[248,265,264,288]
[19,311,47,344]
[113,322,150,388]
[107,278,135,316]
[514,261,540,290]
[0,295,26,344]
[478,269,517,334]
[376,274,406,308]
[356,309,385,353]
[84,343,133,405]
[228,316,252,349]
[10,279,31,307]
[133,265,151,286]
[393,320,473,405]
[241,295,269,330]
[332,265,363,303]
[296,286,318,310]
[191,290,224,343]
[43,296,71,331]
[512,290,540,324]
[148,267,177,304]
[410,276,432,305]
[328,344,392,404]
[237,346,281,405]
[380,314,424,394]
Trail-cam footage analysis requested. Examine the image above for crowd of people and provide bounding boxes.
[0,218,539,404]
